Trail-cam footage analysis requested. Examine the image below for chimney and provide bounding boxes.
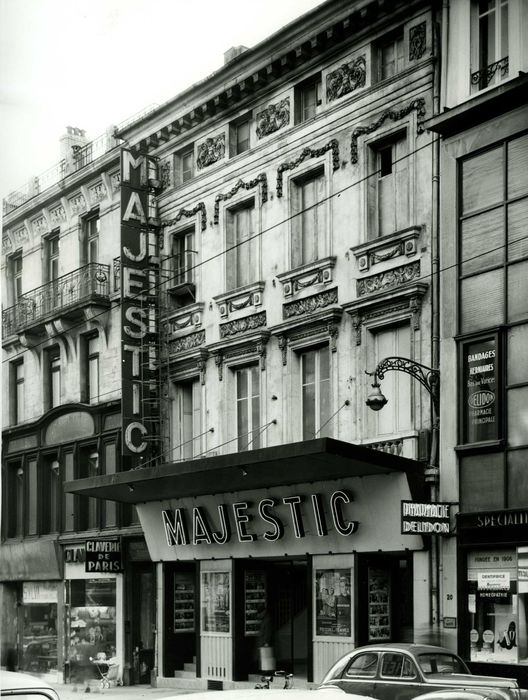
[59,126,88,170]
[224,45,248,65]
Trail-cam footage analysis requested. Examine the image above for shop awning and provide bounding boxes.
[64,437,425,504]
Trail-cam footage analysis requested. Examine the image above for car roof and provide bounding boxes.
[0,670,54,691]
[350,644,460,656]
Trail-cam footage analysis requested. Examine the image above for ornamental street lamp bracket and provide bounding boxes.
[365,356,440,415]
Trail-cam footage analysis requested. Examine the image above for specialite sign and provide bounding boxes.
[162,490,358,547]
[120,148,161,461]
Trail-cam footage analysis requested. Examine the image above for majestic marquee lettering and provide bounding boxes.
[161,491,358,548]
[120,148,161,461]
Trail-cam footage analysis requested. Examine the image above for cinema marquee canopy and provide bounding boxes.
[64,437,424,505]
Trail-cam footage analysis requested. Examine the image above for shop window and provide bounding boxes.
[507,449,528,508]
[10,359,24,424]
[21,582,58,674]
[174,145,194,186]
[294,73,322,124]
[40,456,61,535]
[226,199,257,290]
[201,571,230,633]
[173,379,202,459]
[471,0,509,92]
[368,325,411,438]
[374,29,405,82]
[291,167,327,268]
[229,115,251,156]
[300,345,330,440]
[367,131,409,238]
[82,213,99,265]
[65,578,117,678]
[235,365,260,451]
[460,453,504,511]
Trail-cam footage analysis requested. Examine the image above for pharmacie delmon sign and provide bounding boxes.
[85,538,122,573]
[401,501,451,535]
[461,336,498,444]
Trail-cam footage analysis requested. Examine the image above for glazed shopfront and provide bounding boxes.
[65,438,430,685]
[458,508,528,686]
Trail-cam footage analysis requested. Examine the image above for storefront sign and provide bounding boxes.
[162,490,358,548]
[401,501,451,535]
[23,582,58,604]
[120,148,161,461]
[85,538,122,573]
[461,336,499,444]
[64,545,86,563]
[461,509,528,530]
[477,571,510,590]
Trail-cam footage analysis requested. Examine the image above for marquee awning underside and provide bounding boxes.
[64,437,425,505]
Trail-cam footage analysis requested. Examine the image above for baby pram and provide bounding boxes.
[91,655,122,689]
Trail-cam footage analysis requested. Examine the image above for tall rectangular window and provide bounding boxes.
[236,366,260,451]
[27,457,38,536]
[174,380,202,460]
[45,348,61,410]
[230,117,251,156]
[471,0,509,91]
[11,359,24,424]
[40,456,60,535]
[226,200,256,289]
[6,461,24,538]
[175,147,194,185]
[172,228,195,286]
[376,31,405,81]
[46,234,59,283]
[368,132,409,237]
[301,346,330,439]
[295,74,322,124]
[10,252,23,303]
[77,448,99,530]
[85,334,100,404]
[291,169,326,268]
[370,325,412,436]
[83,215,99,264]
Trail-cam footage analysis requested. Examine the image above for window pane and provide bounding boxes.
[461,208,504,275]
[319,346,330,381]
[508,386,528,447]
[302,351,316,386]
[508,134,528,199]
[508,449,528,508]
[319,378,331,438]
[237,369,248,399]
[251,395,260,449]
[303,381,316,439]
[461,269,504,332]
[460,452,504,511]
[507,324,528,385]
[28,458,38,535]
[89,356,99,403]
[508,259,528,323]
[508,199,528,261]
[462,147,504,213]
[237,397,249,450]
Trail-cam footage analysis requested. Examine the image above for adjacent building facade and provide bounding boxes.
[1,0,469,689]
[427,0,528,685]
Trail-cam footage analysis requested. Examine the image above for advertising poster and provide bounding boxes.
[315,570,351,637]
[462,337,498,443]
[201,572,230,633]
[173,572,195,633]
[368,567,391,641]
[245,571,267,636]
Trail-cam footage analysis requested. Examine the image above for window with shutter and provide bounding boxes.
[226,200,256,289]
[368,132,408,238]
[291,168,326,267]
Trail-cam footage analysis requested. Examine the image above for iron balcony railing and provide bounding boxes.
[2,263,110,337]
[471,56,509,91]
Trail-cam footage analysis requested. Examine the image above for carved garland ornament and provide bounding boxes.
[168,330,205,355]
[214,174,268,224]
[276,139,339,197]
[283,288,338,319]
[161,202,207,232]
[219,311,267,339]
[197,134,226,170]
[256,98,290,139]
[409,22,427,61]
[357,261,421,297]
[326,55,366,102]
[350,97,427,164]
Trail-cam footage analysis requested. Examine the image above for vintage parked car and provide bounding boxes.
[319,644,527,700]
[0,669,60,700]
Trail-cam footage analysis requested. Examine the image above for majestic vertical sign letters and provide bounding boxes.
[120,149,159,459]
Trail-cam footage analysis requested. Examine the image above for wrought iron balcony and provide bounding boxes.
[2,263,110,338]
[471,56,509,91]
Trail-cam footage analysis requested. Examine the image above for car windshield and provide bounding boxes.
[418,653,468,675]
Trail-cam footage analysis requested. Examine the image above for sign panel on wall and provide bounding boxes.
[85,538,122,573]
[461,336,499,444]
[401,501,451,535]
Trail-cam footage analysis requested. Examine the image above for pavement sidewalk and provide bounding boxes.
[49,683,196,700]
